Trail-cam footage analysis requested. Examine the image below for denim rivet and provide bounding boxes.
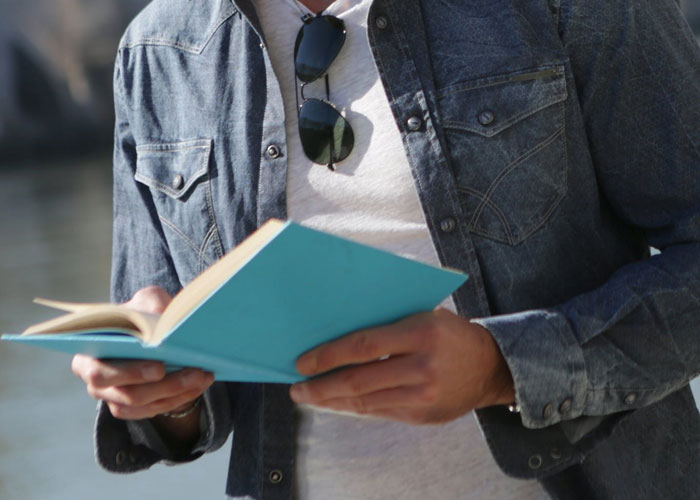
[478,110,495,126]
[528,454,543,470]
[115,450,127,466]
[375,15,388,30]
[624,393,637,405]
[550,447,562,460]
[266,144,281,159]
[268,469,283,484]
[407,116,422,131]
[558,398,572,414]
[543,402,554,419]
[439,217,456,233]
[172,174,184,190]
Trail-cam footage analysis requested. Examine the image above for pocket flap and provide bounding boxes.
[438,65,567,137]
[135,139,212,199]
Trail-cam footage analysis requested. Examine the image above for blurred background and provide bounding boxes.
[0,1,698,499]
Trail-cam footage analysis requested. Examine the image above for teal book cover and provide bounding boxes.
[2,220,468,383]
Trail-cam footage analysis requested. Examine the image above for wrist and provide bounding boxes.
[160,396,202,419]
[472,322,516,408]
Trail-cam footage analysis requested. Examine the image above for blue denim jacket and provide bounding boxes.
[95,0,700,498]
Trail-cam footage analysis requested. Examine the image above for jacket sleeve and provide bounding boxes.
[477,0,700,430]
[93,49,233,473]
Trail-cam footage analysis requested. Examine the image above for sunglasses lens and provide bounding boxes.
[294,15,346,83]
[299,99,354,166]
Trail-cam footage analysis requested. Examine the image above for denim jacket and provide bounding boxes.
[95,0,700,498]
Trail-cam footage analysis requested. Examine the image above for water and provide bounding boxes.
[0,156,229,500]
[0,155,698,500]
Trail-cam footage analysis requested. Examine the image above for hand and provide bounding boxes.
[289,308,515,425]
[71,286,214,420]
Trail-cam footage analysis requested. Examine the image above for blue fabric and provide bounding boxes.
[95,0,700,499]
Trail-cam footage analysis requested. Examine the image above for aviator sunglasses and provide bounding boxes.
[294,13,354,171]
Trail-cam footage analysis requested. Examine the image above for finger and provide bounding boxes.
[90,368,214,407]
[72,354,166,388]
[107,388,207,420]
[297,315,430,375]
[311,385,433,418]
[291,354,429,404]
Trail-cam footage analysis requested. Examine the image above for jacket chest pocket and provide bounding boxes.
[438,65,568,245]
[135,139,223,283]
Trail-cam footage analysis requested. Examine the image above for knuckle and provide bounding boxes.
[86,385,101,400]
[108,403,127,419]
[419,321,443,351]
[352,332,379,360]
[418,385,438,405]
[350,397,367,414]
[339,371,365,395]
[83,365,105,387]
[115,388,138,406]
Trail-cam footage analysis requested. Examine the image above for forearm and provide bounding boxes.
[478,241,700,429]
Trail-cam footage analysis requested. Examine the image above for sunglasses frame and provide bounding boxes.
[294,13,354,171]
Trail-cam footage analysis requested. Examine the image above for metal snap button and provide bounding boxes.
[406,116,422,131]
[172,174,184,190]
[268,469,283,484]
[558,398,572,414]
[266,144,281,159]
[528,454,543,470]
[375,15,388,30]
[439,217,456,233]
[542,402,555,419]
[478,110,495,126]
[624,393,637,405]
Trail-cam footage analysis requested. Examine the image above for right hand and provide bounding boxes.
[71,286,215,420]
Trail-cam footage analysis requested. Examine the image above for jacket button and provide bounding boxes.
[478,110,495,126]
[375,15,388,29]
[407,116,422,131]
[439,217,456,233]
[528,454,543,470]
[268,469,283,483]
[624,393,637,405]
[558,398,572,414]
[266,144,281,159]
[172,174,184,190]
[542,402,554,419]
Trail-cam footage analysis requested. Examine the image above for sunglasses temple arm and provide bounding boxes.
[325,74,336,171]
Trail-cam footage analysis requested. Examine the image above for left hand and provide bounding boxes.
[290,308,515,425]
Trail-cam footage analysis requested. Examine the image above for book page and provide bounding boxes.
[23,303,160,342]
[155,219,286,340]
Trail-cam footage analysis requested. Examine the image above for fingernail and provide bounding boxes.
[297,353,317,375]
[142,364,163,381]
[290,383,308,403]
[181,371,203,388]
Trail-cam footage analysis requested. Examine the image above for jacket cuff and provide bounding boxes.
[94,382,231,472]
[473,310,588,429]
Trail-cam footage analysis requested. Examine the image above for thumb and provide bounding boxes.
[124,285,173,314]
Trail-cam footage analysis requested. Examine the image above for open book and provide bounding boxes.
[2,220,468,383]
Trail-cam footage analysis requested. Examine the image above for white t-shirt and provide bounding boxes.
[254,0,548,498]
